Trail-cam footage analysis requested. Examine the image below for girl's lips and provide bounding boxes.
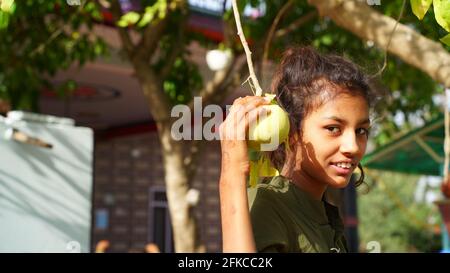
[330,164,353,176]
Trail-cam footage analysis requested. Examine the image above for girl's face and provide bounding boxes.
[293,91,370,189]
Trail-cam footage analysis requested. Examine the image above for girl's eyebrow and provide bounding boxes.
[323,116,371,125]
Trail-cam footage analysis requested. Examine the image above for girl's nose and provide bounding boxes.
[340,132,360,155]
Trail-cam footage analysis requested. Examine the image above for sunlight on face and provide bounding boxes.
[297,92,370,188]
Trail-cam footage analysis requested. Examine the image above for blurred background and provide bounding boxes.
[0,0,449,253]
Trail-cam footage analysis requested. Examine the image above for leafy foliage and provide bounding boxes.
[161,57,202,105]
[411,0,450,45]
[0,0,107,110]
[358,171,442,252]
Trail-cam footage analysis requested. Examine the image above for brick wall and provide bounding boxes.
[92,131,222,253]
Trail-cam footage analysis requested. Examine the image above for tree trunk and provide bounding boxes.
[155,118,205,253]
[109,1,212,253]
[308,0,450,87]
[136,71,204,252]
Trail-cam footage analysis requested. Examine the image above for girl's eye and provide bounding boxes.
[326,126,340,135]
[356,128,370,136]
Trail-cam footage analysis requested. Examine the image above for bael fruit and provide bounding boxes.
[248,102,290,152]
[246,95,290,188]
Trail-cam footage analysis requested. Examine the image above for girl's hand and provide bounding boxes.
[219,96,271,175]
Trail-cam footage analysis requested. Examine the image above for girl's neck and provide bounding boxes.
[280,161,327,201]
[280,149,328,201]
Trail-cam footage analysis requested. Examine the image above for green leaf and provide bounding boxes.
[94,42,104,55]
[434,0,450,32]
[137,1,167,27]
[118,11,140,27]
[440,33,450,45]
[0,10,10,29]
[411,0,432,20]
[56,80,77,99]
[249,160,259,188]
[0,0,14,13]
[117,19,128,28]
[158,0,167,19]
[84,1,103,21]
[138,13,151,27]
[137,10,155,27]
[321,34,333,45]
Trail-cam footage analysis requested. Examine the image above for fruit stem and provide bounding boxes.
[231,0,263,96]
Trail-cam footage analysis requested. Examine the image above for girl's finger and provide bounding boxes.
[247,107,271,127]
[231,105,271,141]
[229,97,266,116]
[224,96,272,140]
[230,96,268,112]
[236,97,271,124]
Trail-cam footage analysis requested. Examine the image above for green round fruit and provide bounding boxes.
[1,0,14,13]
[248,104,290,151]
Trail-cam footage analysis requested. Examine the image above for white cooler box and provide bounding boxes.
[0,111,93,253]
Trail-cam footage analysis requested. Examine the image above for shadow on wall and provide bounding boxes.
[0,121,93,252]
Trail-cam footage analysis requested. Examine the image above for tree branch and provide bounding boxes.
[110,0,135,56]
[209,58,251,106]
[231,0,263,96]
[134,62,172,122]
[372,0,407,78]
[188,53,244,110]
[30,1,89,57]
[274,10,317,39]
[137,1,187,62]
[159,15,188,79]
[222,14,238,51]
[137,16,170,62]
[263,0,294,62]
[308,0,450,87]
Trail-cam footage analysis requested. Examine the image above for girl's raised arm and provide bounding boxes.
[218,96,270,253]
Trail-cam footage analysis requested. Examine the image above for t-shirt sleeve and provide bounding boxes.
[250,188,289,253]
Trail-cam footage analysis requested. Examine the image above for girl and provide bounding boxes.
[219,46,377,253]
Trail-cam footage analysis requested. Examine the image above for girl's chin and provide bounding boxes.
[327,175,351,188]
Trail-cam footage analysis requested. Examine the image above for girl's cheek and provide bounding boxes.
[359,138,368,152]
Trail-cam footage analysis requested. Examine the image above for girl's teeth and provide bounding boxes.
[336,163,351,169]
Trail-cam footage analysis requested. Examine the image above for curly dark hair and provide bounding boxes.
[269,46,379,187]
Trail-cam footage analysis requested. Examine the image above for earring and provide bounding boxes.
[355,163,365,187]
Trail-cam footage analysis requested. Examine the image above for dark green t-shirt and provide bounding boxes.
[249,176,348,253]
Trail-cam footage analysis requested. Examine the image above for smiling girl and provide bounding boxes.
[219,46,378,253]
